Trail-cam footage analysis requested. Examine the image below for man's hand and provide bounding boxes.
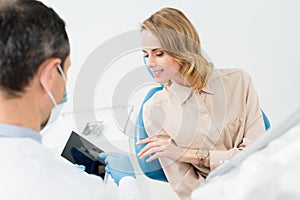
[74,164,86,171]
[99,152,135,186]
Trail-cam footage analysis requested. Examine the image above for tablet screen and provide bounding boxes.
[61,131,106,179]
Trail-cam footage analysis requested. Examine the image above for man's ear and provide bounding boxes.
[38,58,62,93]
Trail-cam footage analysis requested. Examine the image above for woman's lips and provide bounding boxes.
[153,69,164,77]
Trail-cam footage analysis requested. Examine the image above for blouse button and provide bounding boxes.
[204,114,210,119]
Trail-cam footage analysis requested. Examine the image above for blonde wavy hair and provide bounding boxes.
[141,7,213,92]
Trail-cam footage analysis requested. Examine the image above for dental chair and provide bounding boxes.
[134,85,271,183]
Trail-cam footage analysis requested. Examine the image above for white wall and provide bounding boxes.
[43,0,300,128]
[41,0,300,199]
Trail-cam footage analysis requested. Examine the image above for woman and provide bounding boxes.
[137,7,266,199]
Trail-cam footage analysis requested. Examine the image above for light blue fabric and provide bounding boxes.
[62,90,68,103]
[0,123,41,143]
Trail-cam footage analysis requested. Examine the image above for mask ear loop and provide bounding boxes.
[57,64,67,83]
[57,64,68,103]
[40,68,57,107]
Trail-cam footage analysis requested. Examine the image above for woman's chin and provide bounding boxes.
[154,78,167,85]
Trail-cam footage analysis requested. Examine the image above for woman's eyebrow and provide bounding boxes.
[142,48,162,53]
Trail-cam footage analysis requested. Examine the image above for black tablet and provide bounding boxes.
[61,131,106,179]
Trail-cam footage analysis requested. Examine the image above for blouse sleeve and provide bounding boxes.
[209,71,266,170]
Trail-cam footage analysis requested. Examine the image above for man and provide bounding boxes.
[0,0,141,199]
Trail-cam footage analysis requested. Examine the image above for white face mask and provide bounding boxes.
[40,64,67,131]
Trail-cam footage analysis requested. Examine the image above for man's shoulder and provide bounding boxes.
[0,138,110,199]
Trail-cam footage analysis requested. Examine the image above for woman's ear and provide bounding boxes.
[39,58,62,93]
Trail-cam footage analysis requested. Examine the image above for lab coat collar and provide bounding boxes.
[0,123,41,143]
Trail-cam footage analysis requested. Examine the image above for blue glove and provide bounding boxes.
[74,164,86,171]
[99,152,135,185]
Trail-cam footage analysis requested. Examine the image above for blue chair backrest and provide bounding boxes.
[134,86,270,182]
[261,110,270,130]
[134,86,168,182]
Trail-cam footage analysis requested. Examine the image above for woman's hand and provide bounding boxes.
[136,131,211,167]
[136,133,185,162]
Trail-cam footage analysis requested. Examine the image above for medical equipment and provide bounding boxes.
[82,121,104,137]
[61,131,106,179]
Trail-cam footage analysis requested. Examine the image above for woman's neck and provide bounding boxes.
[172,74,191,87]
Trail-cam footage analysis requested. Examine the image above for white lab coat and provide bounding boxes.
[0,137,141,200]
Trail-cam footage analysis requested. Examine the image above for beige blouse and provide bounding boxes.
[143,69,266,199]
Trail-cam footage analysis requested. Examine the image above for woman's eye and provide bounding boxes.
[144,55,149,58]
[156,52,164,56]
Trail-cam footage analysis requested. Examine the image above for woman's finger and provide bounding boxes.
[136,136,158,146]
[138,140,163,157]
[146,153,159,162]
[139,146,164,159]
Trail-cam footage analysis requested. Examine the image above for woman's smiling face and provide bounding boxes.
[141,30,181,84]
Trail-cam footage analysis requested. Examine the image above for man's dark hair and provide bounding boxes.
[0,0,70,97]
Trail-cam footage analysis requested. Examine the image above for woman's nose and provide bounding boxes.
[146,55,156,68]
